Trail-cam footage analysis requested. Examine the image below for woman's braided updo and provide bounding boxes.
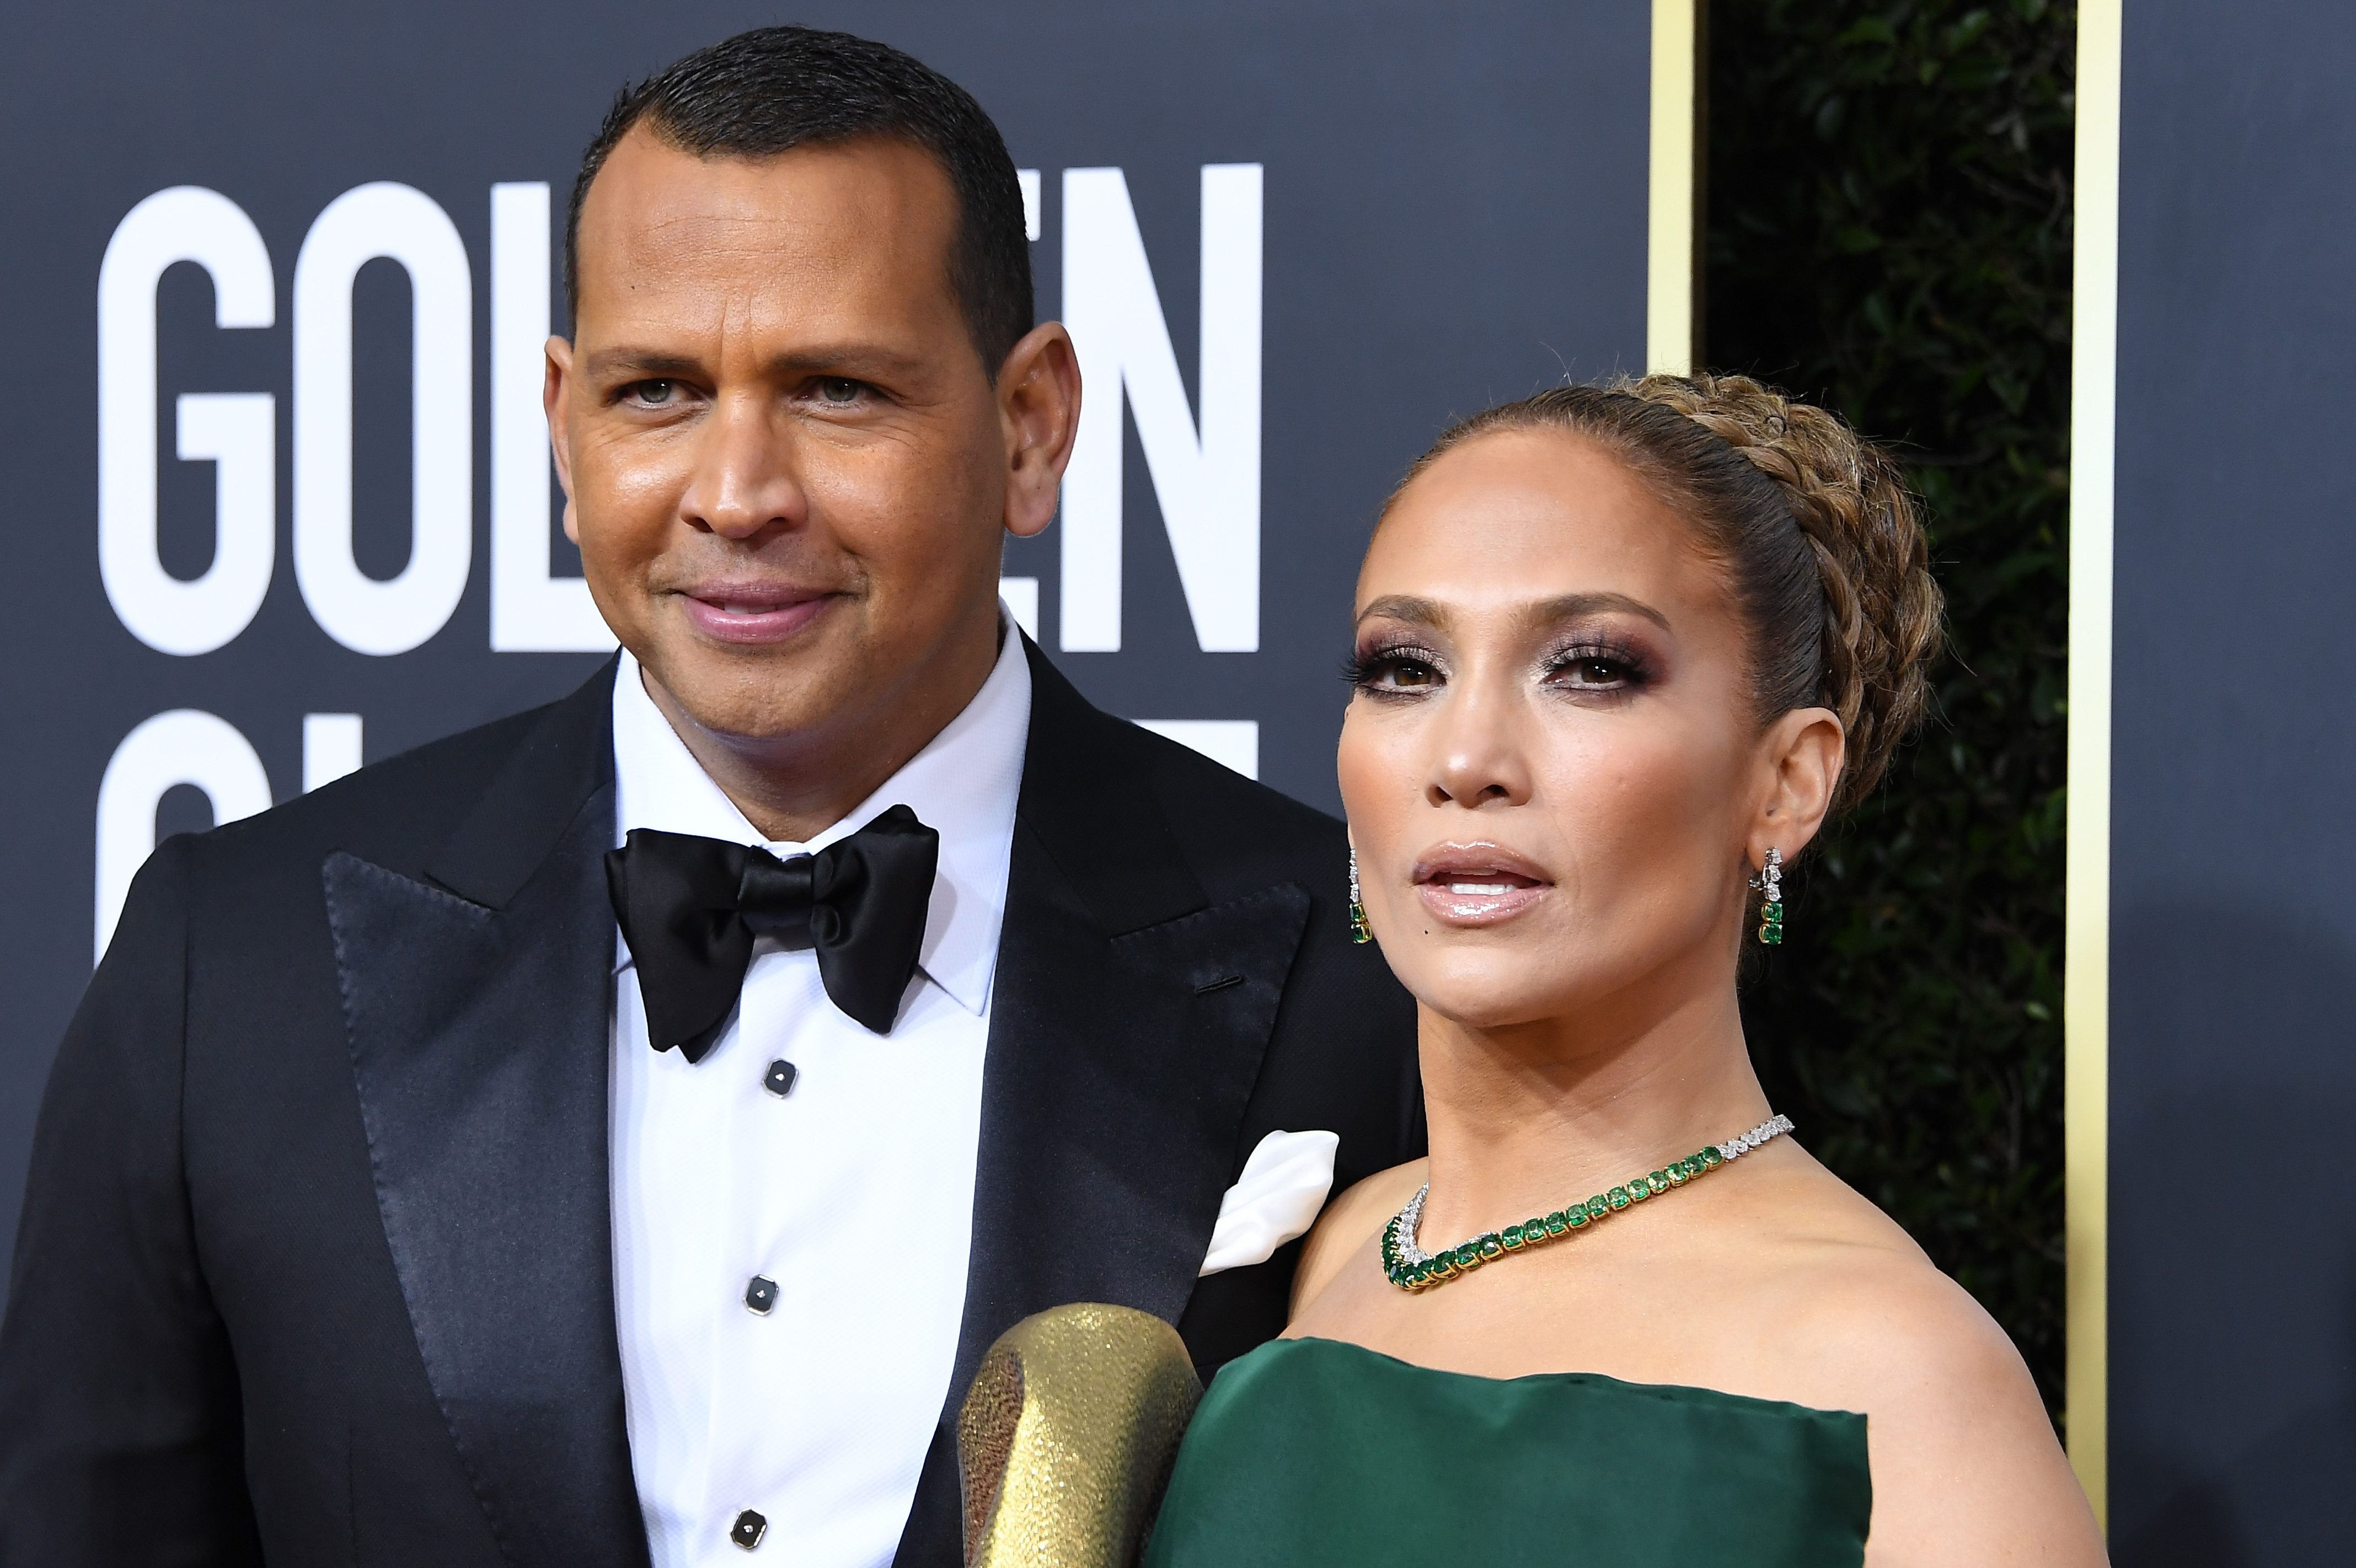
[1385,373,1943,813]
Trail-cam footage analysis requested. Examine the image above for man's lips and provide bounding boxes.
[674,586,838,646]
[1410,844,1552,925]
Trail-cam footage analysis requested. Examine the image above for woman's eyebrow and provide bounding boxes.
[1355,594,1447,630]
[1524,592,1672,632]
[1356,591,1673,634]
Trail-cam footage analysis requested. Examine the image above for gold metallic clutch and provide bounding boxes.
[957,1303,1204,1568]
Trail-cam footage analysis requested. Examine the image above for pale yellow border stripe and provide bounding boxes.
[2065,0,2122,1534]
[1647,0,1698,375]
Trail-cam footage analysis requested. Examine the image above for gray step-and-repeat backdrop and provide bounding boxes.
[2104,1,2356,1559]
[0,3,1653,1287]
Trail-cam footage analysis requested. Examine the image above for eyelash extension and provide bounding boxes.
[1341,643,1445,691]
[1543,640,1653,689]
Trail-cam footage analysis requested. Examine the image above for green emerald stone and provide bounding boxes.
[1607,1187,1631,1210]
[1666,1163,1689,1186]
[1476,1236,1503,1259]
[1625,1179,1650,1202]
[1453,1244,1481,1269]
[1699,1147,1723,1168]
[1587,1196,1611,1218]
[1501,1225,1526,1249]
[1566,1207,1589,1228]
[1545,1211,1569,1234]
[1647,1172,1669,1194]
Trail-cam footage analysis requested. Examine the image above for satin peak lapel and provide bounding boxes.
[960,868,1311,1371]
[324,779,648,1568]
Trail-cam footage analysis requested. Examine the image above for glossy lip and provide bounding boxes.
[673,581,840,646]
[1409,841,1554,926]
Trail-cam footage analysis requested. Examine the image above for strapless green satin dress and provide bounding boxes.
[1142,1336,1870,1566]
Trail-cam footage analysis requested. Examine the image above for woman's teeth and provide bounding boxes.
[1445,880,1516,895]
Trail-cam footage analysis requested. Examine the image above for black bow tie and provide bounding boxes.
[604,804,940,1060]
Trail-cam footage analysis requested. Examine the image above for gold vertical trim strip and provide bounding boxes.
[2065,0,2123,1534]
[1647,0,1699,375]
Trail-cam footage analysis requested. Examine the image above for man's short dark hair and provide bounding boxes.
[566,26,1033,375]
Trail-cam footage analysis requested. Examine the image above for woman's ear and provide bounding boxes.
[1752,706,1845,863]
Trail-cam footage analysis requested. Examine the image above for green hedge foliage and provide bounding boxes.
[1706,0,2075,1421]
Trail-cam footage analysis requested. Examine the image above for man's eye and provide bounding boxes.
[818,378,863,405]
[630,380,677,406]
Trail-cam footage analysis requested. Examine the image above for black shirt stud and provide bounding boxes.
[730,1508,767,1549]
[744,1275,778,1315]
[763,1059,797,1097]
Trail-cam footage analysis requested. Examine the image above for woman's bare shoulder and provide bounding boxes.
[1733,1154,2028,1399]
[1289,1158,1427,1315]
[1731,1160,2106,1564]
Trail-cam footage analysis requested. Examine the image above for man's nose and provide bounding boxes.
[679,393,808,540]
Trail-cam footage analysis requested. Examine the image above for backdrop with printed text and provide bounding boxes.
[0,2,1654,1287]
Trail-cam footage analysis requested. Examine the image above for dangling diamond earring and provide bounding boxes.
[1749,847,1784,946]
[1348,847,1373,944]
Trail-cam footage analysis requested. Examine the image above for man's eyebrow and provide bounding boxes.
[760,343,930,379]
[582,349,703,381]
[580,343,933,382]
[1524,592,1673,632]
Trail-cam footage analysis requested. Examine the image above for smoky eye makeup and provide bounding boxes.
[1341,635,1448,696]
[1536,626,1660,696]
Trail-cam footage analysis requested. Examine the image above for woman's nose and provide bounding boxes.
[1424,681,1533,809]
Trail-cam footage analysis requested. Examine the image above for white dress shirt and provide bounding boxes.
[607,620,1030,1568]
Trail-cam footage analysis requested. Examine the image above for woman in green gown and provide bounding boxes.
[1144,377,2106,1566]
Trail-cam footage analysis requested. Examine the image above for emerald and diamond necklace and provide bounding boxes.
[1382,1114,1795,1291]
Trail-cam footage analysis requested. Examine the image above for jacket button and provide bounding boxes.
[730,1508,767,1549]
[763,1059,797,1097]
[744,1275,778,1315]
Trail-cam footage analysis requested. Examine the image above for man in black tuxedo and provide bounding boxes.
[0,25,1419,1568]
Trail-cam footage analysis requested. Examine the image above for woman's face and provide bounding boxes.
[1338,427,1833,1033]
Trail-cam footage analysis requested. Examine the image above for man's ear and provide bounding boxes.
[544,335,581,544]
[995,323,1082,541]
[1751,706,1845,864]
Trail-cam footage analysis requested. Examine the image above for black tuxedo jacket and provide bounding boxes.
[0,643,1421,1567]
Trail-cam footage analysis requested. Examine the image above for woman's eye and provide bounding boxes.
[1550,654,1634,690]
[818,378,863,405]
[1386,660,1441,689]
[1350,652,1445,693]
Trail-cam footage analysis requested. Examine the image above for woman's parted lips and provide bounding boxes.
[1409,842,1553,894]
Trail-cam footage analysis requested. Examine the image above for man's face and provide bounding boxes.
[551,128,1016,748]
